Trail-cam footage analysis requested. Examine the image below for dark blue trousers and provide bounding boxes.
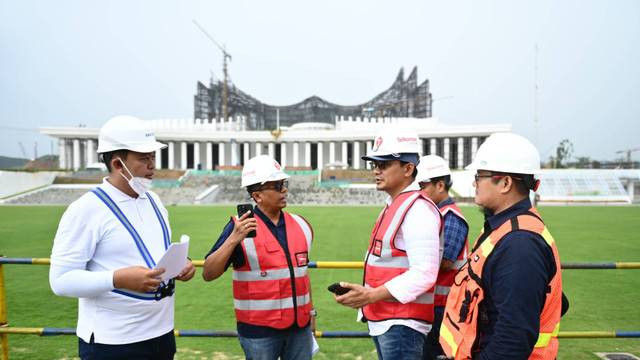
[79,330,176,360]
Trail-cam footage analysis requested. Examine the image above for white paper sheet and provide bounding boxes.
[154,234,190,282]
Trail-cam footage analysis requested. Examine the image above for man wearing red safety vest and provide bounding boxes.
[416,155,469,360]
[335,128,443,359]
[203,155,316,360]
[439,133,562,360]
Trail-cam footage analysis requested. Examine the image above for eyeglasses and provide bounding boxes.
[259,180,289,192]
[371,160,396,170]
[474,173,523,182]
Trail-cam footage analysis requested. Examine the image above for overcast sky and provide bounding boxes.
[1,0,639,161]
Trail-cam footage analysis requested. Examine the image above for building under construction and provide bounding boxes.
[194,66,433,130]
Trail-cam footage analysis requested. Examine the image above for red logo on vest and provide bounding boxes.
[295,252,309,267]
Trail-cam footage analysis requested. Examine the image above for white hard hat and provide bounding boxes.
[416,155,451,183]
[241,155,290,188]
[362,127,421,164]
[466,132,540,175]
[97,115,166,154]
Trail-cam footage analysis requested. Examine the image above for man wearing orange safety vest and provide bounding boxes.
[439,133,562,360]
[203,155,316,360]
[416,155,469,360]
[335,128,443,359]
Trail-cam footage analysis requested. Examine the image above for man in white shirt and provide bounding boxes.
[49,115,195,360]
[335,128,442,359]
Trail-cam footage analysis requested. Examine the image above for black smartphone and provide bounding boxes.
[236,203,257,238]
[327,282,351,295]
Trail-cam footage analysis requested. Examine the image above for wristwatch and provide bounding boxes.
[310,308,317,317]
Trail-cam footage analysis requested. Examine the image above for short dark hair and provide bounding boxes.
[491,172,535,196]
[430,175,452,191]
[100,150,129,172]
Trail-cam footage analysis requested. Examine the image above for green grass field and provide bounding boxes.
[0,205,639,359]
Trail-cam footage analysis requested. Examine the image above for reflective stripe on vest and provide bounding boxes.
[91,188,170,301]
[363,191,441,323]
[232,211,312,329]
[434,203,469,307]
[234,294,311,311]
[440,208,562,360]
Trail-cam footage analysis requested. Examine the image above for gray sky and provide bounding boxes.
[1,0,639,162]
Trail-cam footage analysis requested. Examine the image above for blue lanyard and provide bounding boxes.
[91,188,169,268]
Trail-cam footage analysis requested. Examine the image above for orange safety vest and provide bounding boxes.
[434,202,469,307]
[439,208,562,360]
[232,212,313,329]
[363,190,442,323]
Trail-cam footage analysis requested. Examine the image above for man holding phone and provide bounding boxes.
[203,155,316,360]
[334,128,442,360]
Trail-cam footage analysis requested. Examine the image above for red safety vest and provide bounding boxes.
[363,190,442,323]
[434,202,469,307]
[440,208,562,360]
[232,212,313,329]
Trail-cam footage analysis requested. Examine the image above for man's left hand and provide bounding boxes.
[335,282,378,309]
[176,260,196,281]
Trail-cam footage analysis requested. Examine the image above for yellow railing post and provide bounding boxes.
[0,261,9,360]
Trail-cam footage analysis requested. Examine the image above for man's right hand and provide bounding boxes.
[113,266,165,293]
[230,211,258,242]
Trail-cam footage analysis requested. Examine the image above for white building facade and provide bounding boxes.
[41,116,511,171]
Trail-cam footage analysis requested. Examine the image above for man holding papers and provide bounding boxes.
[49,115,195,360]
[203,155,316,360]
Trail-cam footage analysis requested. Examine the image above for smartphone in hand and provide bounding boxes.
[328,282,351,295]
[236,203,257,238]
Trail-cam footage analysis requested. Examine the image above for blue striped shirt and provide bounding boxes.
[437,198,469,261]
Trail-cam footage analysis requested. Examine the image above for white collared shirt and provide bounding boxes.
[49,178,174,344]
[364,182,443,336]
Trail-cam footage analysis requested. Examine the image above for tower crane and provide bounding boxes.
[193,20,232,122]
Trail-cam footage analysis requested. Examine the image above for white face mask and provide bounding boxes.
[118,157,152,196]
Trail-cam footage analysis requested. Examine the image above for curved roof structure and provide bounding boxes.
[194,66,432,130]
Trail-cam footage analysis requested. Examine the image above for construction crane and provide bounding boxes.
[616,147,640,165]
[193,20,232,122]
[18,142,28,159]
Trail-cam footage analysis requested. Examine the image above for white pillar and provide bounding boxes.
[304,142,311,167]
[293,142,300,167]
[243,143,250,164]
[472,137,478,159]
[58,139,66,169]
[342,141,348,165]
[353,141,361,169]
[444,138,450,162]
[366,141,373,169]
[255,142,262,156]
[268,143,275,158]
[219,142,226,166]
[281,143,287,167]
[231,141,239,166]
[206,142,213,170]
[86,139,95,165]
[317,142,324,170]
[457,137,464,169]
[430,138,436,156]
[155,148,162,169]
[194,142,201,169]
[168,142,175,169]
[73,139,81,170]
[181,142,188,170]
[329,142,336,164]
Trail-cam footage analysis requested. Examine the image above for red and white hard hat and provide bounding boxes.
[416,155,451,183]
[466,132,540,175]
[361,127,421,164]
[241,155,290,188]
[97,115,166,154]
